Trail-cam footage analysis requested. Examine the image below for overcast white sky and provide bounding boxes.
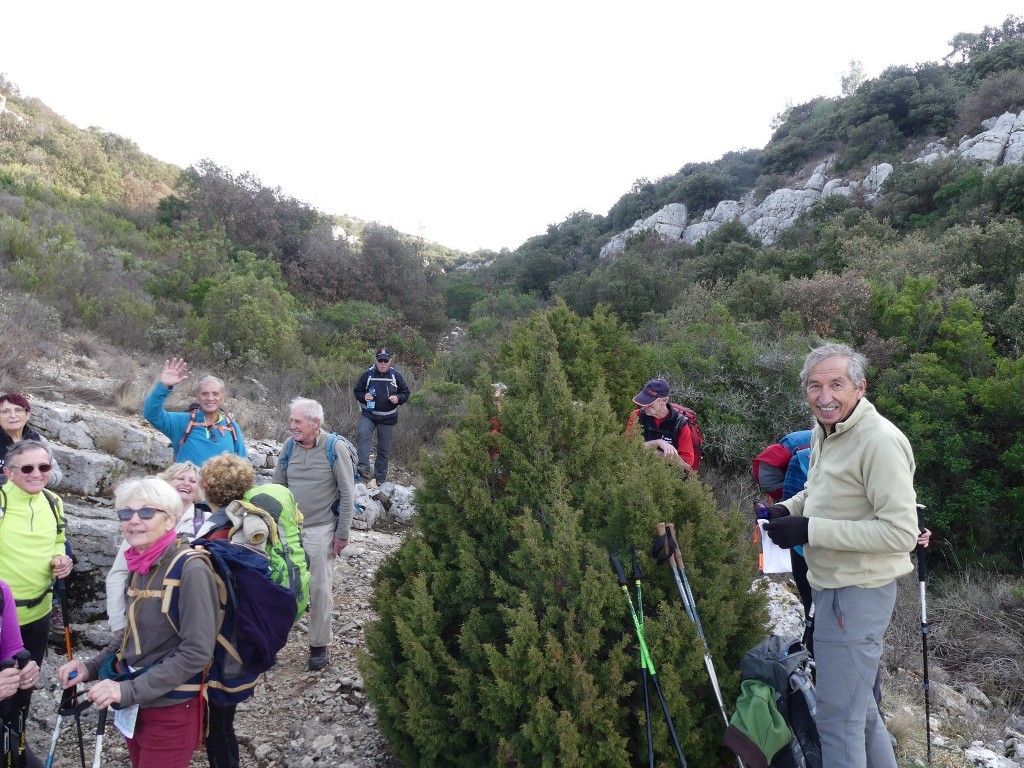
[3,2,1021,252]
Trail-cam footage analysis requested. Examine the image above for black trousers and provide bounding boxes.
[19,614,50,768]
[206,702,239,768]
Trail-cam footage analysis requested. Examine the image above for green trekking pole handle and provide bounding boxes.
[610,551,688,768]
[610,552,656,674]
[630,546,646,636]
[631,547,656,768]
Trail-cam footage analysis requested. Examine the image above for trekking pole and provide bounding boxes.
[91,707,107,768]
[610,551,688,768]
[53,579,89,768]
[630,547,655,768]
[44,672,92,768]
[916,503,932,764]
[657,523,731,730]
[12,649,31,768]
[1,658,15,768]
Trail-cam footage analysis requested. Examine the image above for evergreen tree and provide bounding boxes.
[360,308,766,767]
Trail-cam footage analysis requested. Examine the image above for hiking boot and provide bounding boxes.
[49,608,66,640]
[356,465,372,482]
[307,646,329,671]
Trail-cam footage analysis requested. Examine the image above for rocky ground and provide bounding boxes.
[28,526,406,768]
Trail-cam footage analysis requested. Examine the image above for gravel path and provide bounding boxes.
[28,528,405,767]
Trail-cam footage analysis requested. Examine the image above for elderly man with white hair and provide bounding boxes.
[273,397,355,671]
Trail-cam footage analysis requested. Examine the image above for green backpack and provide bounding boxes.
[240,484,311,621]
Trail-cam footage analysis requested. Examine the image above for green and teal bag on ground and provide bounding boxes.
[241,484,311,621]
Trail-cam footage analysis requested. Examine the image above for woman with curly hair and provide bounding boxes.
[196,453,256,768]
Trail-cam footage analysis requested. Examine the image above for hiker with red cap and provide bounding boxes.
[625,378,700,475]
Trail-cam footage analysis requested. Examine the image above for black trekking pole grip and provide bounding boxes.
[665,523,685,571]
[631,547,645,583]
[609,551,627,587]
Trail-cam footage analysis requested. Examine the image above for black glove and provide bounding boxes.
[764,515,809,549]
[755,503,790,520]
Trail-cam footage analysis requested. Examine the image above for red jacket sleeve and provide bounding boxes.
[675,423,696,468]
[625,410,640,436]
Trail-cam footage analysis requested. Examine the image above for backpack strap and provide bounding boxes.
[325,434,337,469]
[279,437,295,476]
[668,403,691,442]
[42,488,63,535]
[177,405,240,452]
[177,405,199,452]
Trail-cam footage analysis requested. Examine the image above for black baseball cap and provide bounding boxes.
[375,348,391,361]
[633,378,670,406]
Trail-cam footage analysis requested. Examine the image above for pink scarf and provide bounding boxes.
[124,529,179,574]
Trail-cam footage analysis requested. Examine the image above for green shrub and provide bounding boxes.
[360,312,765,767]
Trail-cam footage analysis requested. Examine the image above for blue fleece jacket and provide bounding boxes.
[143,383,248,465]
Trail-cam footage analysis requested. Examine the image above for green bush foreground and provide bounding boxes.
[359,312,765,767]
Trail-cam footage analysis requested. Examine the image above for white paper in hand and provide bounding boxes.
[758,519,793,574]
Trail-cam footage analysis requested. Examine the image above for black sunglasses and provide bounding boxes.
[10,463,53,474]
[115,507,167,521]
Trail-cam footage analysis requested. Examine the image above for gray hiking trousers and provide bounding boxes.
[357,416,394,485]
[812,581,898,768]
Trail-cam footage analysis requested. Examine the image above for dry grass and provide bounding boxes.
[882,567,1024,762]
[0,288,61,391]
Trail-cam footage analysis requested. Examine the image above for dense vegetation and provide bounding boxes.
[4,16,1024,765]
[360,312,763,767]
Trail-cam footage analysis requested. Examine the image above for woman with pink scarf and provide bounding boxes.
[57,477,218,768]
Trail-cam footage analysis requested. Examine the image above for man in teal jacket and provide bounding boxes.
[764,342,918,768]
[143,357,248,466]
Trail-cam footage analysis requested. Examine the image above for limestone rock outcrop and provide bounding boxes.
[599,110,1024,260]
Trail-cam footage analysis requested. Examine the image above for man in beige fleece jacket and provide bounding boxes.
[764,342,918,768]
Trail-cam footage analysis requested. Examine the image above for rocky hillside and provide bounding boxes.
[598,109,1024,258]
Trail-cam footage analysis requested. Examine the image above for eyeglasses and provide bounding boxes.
[0,408,26,416]
[115,507,168,522]
[10,463,52,474]
[376,358,389,363]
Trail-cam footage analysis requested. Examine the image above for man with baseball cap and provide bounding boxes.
[625,378,696,473]
[353,348,411,488]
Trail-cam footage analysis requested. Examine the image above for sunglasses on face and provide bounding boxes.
[116,507,168,522]
[10,463,52,474]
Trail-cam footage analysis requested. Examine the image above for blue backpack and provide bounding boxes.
[279,433,361,516]
[160,539,296,704]
[279,433,358,480]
